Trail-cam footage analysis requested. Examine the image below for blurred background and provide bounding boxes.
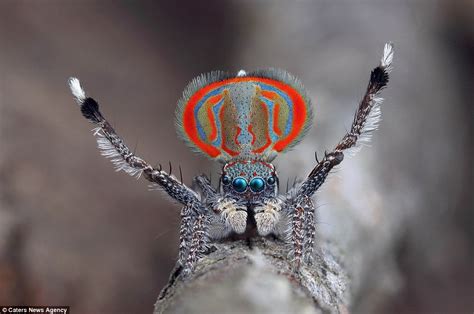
[0,0,472,313]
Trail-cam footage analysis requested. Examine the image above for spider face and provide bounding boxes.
[221,160,278,202]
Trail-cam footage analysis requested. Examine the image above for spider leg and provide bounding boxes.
[282,43,394,269]
[182,212,209,277]
[68,77,203,210]
[176,204,210,277]
[302,197,315,265]
[290,42,394,200]
[284,195,314,269]
[193,174,219,208]
[178,205,194,267]
[68,78,211,275]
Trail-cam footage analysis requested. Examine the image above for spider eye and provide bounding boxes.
[232,177,248,193]
[249,177,265,193]
[267,176,276,185]
[222,175,231,185]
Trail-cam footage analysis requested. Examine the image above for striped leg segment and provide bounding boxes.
[286,196,315,269]
[183,213,209,276]
[290,201,305,269]
[302,197,315,265]
[178,205,194,266]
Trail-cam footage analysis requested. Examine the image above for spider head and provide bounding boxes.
[221,160,278,203]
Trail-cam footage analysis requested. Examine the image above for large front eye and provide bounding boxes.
[232,177,248,193]
[249,177,265,193]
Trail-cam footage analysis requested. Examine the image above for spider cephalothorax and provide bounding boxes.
[68,43,394,275]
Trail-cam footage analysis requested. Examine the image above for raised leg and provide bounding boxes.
[68,78,210,275]
[283,43,394,269]
[68,77,203,210]
[290,42,394,200]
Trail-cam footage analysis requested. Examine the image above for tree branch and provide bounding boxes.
[155,237,349,314]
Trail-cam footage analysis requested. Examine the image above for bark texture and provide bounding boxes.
[155,237,349,314]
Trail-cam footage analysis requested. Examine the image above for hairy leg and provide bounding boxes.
[178,205,194,267]
[68,78,204,210]
[183,213,209,276]
[302,197,315,265]
[68,78,211,275]
[291,43,393,200]
[290,200,305,269]
[288,43,394,200]
[283,43,394,269]
[280,195,315,269]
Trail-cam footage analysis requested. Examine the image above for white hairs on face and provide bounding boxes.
[68,77,86,104]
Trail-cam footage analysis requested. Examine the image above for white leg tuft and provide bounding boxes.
[381,42,394,69]
[237,69,247,77]
[68,77,86,104]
